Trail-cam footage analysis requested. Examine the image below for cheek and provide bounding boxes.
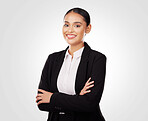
[62,27,66,36]
[77,29,85,37]
[62,27,64,33]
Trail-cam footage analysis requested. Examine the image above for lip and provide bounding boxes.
[66,34,77,39]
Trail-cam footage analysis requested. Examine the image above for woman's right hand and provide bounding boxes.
[79,77,94,95]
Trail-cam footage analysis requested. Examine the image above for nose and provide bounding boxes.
[68,25,74,33]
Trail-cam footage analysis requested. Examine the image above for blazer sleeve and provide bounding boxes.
[49,54,107,112]
[37,54,57,112]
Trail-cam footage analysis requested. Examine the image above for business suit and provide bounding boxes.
[37,41,107,121]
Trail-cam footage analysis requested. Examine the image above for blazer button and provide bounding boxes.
[55,106,61,110]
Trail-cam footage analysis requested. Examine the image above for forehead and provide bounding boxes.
[64,12,85,23]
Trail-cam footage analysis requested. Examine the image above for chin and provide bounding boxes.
[66,40,83,46]
[66,39,76,44]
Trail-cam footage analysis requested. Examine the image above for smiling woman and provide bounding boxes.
[36,7,107,121]
[63,9,91,52]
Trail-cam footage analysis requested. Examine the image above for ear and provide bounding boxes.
[85,24,91,34]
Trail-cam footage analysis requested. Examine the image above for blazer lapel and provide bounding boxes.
[51,48,67,92]
[75,42,91,94]
[52,42,92,94]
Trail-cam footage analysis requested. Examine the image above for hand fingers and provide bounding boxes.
[86,77,91,84]
[83,90,91,94]
[83,82,94,93]
[79,77,94,96]
[36,97,42,103]
[38,89,46,93]
[85,77,91,86]
[86,84,94,89]
[37,100,43,105]
[87,81,94,85]
[85,81,94,87]
[83,83,94,93]
[36,94,43,98]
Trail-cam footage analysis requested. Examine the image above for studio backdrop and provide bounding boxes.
[0,0,147,121]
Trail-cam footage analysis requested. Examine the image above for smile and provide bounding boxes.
[66,34,77,39]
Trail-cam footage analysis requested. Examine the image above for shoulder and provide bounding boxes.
[47,49,65,60]
[90,49,107,61]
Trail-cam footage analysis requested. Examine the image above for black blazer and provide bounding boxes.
[37,41,107,121]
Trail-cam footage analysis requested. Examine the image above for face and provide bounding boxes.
[62,12,91,46]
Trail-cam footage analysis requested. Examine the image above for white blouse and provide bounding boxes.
[57,46,84,95]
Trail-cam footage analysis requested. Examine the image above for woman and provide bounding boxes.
[36,7,107,121]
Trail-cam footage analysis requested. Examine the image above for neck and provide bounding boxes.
[68,41,84,57]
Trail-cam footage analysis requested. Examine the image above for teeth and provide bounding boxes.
[67,35,76,37]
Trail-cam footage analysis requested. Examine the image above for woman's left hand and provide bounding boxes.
[80,77,94,95]
[36,89,53,105]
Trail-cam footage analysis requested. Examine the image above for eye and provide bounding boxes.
[64,24,69,27]
[74,25,81,27]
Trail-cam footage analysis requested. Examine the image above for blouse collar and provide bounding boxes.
[65,46,84,60]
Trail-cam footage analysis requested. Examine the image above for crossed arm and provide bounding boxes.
[36,77,94,105]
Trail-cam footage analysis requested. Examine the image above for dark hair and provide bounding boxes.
[64,7,90,26]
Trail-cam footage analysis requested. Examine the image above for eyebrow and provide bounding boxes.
[64,21,82,24]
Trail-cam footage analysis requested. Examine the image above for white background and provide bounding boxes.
[0,0,148,121]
